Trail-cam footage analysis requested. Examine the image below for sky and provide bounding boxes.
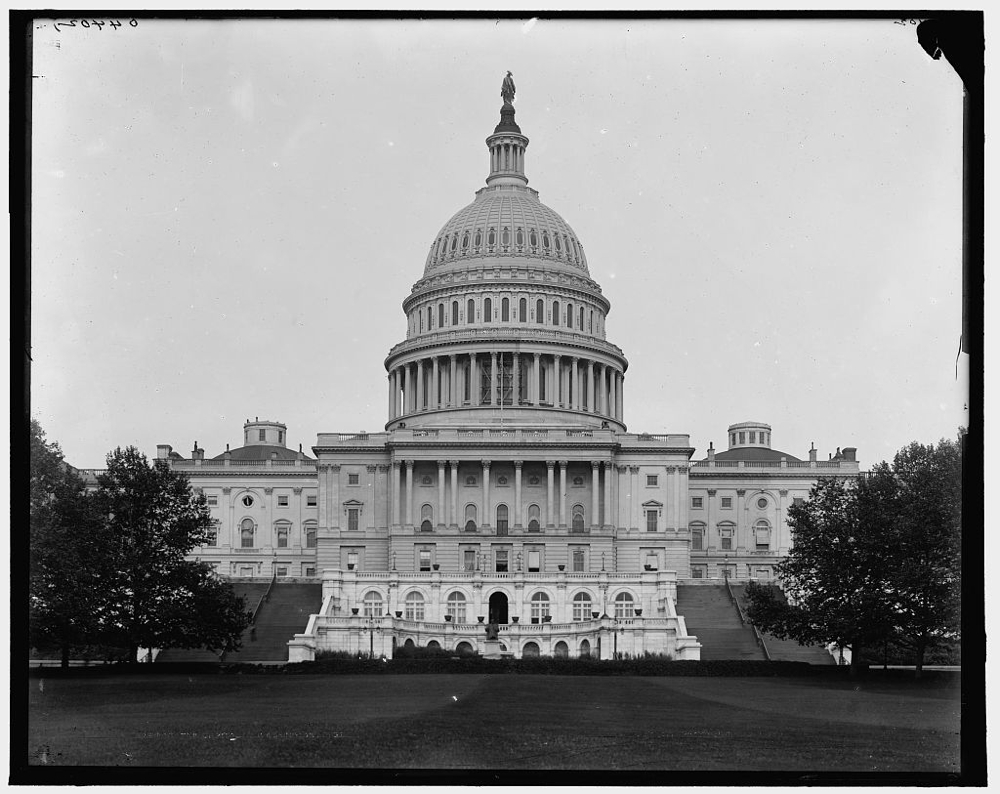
[30,16,968,469]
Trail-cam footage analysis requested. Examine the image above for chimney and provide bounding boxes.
[809,443,817,463]
[842,447,857,462]
[224,443,231,461]
[192,441,204,461]
[156,444,173,459]
[707,442,715,462]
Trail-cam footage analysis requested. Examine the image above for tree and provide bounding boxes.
[29,420,109,667]
[91,446,251,662]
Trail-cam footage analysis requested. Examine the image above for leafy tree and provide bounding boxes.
[92,446,251,662]
[29,420,109,667]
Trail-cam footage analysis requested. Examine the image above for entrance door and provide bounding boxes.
[488,592,509,624]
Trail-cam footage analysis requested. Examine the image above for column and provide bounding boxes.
[571,357,579,411]
[603,461,613,528]
[437,460,446,529]
[707,489,716,542]
[450,460,460,528]
[482,460,492,528]
[591,462,600,529]
[553,355,562,408]
[416,360,425,411]
[449,354,457,407]
[597,364,605,415]
[366,465,377,530]
[778,489,788,552]
[489,352,496,406]
[513,353,520,406]
[559,460,568,528]
[391,461,401,525]
[618,371,624,421]
[546,460,555,527]
[672,465,681,531]
[736,490,747,551]
[432,357,440,409]
[679,465,690,538]
[532,353,541,404]
[629,466,639,531]
[330,465,341,530]
[514,460,523,528]
[404,460,414,526]
[471,352,478,405]
[587,360,595,412]
[387,373,394,419]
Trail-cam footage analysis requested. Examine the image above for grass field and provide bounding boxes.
[27,672,961,773]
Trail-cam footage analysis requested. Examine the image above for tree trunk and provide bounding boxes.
[914,636,927,680]
[849,644,865,678]
[128,642,139,665]
[60,642,70,669]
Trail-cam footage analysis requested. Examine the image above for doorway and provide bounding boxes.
[488,592,509,624]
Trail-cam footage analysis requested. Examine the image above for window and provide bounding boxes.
[757,497,768,509]
[527,550,540,572]
[305,567,316,577]
[519,297,527,322]
[536,299,544,323]
[421,504,433,533]
[242,494,254,508]
[276,566,288,578]
[405,592,426,621]
[579,307,584,328]
[464,549,477,571]
[552,300,560,326]
[691,497,704,509]
[720,525,734,551]
[447,592,467,623]
[419,549,432,571]
[572,592,592,621]
[464,504,477,532]
[276,524,289,548]
[692,566,705,579]
[646,475,658,487]
[496,504,509,536]
[527,504,540,532]
[348,508,359,531]
[465,475,477,486]
[501,297,509,321]
[793,497,805,507]
[278,431,284,443]
[690,524,705,550]
[645,553,658,571]
[304,524,317,548]
[207,494,218,506]
[240,518,255,548]
[567,303,573,327]
[571,504,585,533]
[484,297,492,322]
[467,298,475,323]
[438,303,444,328]
[721,496,732,509]
[754,520,770,550]
[750,431,757,443]
[205,521,219,547]
[530,592,551,624]
[347,551,358,570]
[427,306,433,329]
[348,473,360,485]
[495,550,509,573]
[363,590,383,618]
[739,432,745,444]
[614,592,636,619]
[646,510,658,532]
[475,230,482,247]
[452,301,459,325]
[259,429,266,441]
[278,495,288,507]
[572,548,585,572]
[307,495,317,507]
[572,476,584,486]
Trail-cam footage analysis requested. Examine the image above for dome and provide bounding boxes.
[212,445,313,462]
[423,186,589,276]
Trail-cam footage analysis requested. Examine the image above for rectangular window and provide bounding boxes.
[305,528,317,548]
[721,496,732,509]
[464,550,476,571]
[277,527,288,548]
[691,497,703,509]
[646,474,658,487]
[755,529,770,551]
[738,432,745,444]
[720,529,733,551]
[793,498,804,507]
[307,495,317,507]
[572,548,585,572]
[276,566,288,578]
[750,431,757,443]
[348,473,360,485]
[646,510,657,532]
[419,549,431,571]
[348,508,359,531]
[278,495,288,507]
[305,566,316,577]
[206,524,218,547]
[692,566,705,579]
[645,553,658,571]
[259,429,266,441]
[527,550,540,572]
[347,551,359,570]
[495,550,509,573]
[207,495,218,506]
[691,528,703,550]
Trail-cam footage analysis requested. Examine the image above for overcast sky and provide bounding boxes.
[30,16,968,469]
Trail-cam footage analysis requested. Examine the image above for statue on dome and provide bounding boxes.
[501,71,516,105]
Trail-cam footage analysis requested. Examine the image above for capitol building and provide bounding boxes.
[156,80,860,661]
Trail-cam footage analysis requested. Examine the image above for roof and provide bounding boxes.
[704,447,803,463]
[211,445,313,462]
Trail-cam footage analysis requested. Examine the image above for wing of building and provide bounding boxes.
[150,82,860,662]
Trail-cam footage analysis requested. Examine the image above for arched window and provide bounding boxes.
[527,504,540,532]
[589,310,594,333]
[579,307,584,329]
[488,228,496,247]
[456,641,474,655]
[614,592,636,619]
[554,641,569,658]
[572,591,592,621]
[450,235,457,252]
[475,229,482,247]
[438,303,444,328]
[446,591,467,624]
[240,518,255,548]
[304,522,317,549]
[462,232,469,250]
[516,228,524,246]
[522,641,540,657]
[501,227,510,246]
[427,306,433,329]
[542,231,550,250]
[467,298,475,324]
[579,639,591,657]
[572,504,585,533]
[754,519,771,551]
[484,297,492,323]
[555,235,562,253]
[464,504,478,533]
[275,521,290,548]
[530,592,551,624]
[529,229,538,247]
[552,301,560,326]
[536,299,544,324]
[452,301,459,325]
[519,297,527,322]
[363,590,383,617]
[420,504,433,533]
[567,303,573,328]
[404,592,425,621]
[496,504,509,536]
[501,297,510,321]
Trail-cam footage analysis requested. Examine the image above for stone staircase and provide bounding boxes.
[730,584,836,666]
[675,584,763,661]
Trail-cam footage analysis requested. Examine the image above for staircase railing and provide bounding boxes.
[724,575,771,662]
[223,573,278,662]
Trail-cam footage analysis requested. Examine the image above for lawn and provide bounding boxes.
[26,672,961,774]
